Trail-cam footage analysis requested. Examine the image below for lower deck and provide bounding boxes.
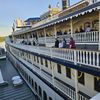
[0,59,36,100]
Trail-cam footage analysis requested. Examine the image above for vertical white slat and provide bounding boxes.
[83,51,85,64]
[93,52,95,66]
[89,51,92,65]
[99,10,100,50]
[80,51,82,63]
[96,52,99,67]
[86,51,88,65]
[94,32,96,42]
[77,50,79,63]
[91,32,93,42]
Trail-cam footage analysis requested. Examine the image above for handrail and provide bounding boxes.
[35,31,99,45]
[7,41,100,69]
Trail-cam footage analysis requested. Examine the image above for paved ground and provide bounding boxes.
[0,59,36,100]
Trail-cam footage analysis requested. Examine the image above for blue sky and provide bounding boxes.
[0,0,80,36]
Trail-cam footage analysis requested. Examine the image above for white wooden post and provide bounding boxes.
[70,18,73,37]
[52,63,55,86]
[99,10,100,50]
[36,31,39,45]
[44,28,46,45]
[54,24,57,38]
[74,50,79,100]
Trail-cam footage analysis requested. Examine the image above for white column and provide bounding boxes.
[52,63,55,86]
[99,10,100,50]
[74,70,79,100]
[54,24,57,38]
[74,50,79,100]
[44,28,46,45]
[70,18,73,37]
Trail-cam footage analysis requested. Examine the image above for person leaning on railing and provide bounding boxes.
[55,37,59,48]
[69,37,76,49]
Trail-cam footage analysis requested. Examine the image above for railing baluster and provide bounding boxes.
[93,52,95,66]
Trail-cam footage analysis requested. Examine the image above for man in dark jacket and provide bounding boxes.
[55,38,59,48]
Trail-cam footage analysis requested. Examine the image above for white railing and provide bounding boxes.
[73,31,99,43]
[55,79,76,100]
[79,94,89,100]
[38,37,45,44]
[14,31,99,45]
[9,42,100,69]
[55,79,90,100]
[41,71,52,83]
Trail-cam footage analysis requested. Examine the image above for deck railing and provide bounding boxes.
[9,42,100,69]
[37,31,99,44]
[14,31,99,45]
[55,79,90,100]
[73,31,99,43]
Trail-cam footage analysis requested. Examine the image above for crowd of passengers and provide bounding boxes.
[56,25,97,36]
[21,40,38,46]
[13,25,97,48]
[55,37,76,49]
[20,37,76,49]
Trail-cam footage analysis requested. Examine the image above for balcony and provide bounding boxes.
[7,39,100,72]
[38,31,99,45]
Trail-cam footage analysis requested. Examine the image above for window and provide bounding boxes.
[45,59,48,67]
[34,56,36,62]
[78,71,85,85]
[28,76,31,83]
[43,91,47,100]
[35,82,37,92]
[37,57,39,63]
[49,97,53,100]
[39,86,42,97]
[50,61,52,70]
[28,54,30,59]
[41,58,43,65]
[94,77,100,92]
[66,67,71,78]
[32,79,34,89]
[57,64,61,74]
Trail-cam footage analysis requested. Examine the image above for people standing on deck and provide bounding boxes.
[33,40,36,46]
[85,25,91,32]
[69,37,76,49]
[55,37,59,48]
[80,26,84,32]
[62,38,67,48]
[59,40,63,48]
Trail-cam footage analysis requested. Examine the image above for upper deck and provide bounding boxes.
[12,0,100,35]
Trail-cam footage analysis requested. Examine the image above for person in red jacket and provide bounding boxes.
[69,37,76,49]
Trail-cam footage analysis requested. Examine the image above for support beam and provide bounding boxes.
[52,63,55,86]
[74,51,79,100]
[44,28,46,45]
[70,18,73,37]
[54,25,57,38]
[74,70,79,100]
[99,10,100,50]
